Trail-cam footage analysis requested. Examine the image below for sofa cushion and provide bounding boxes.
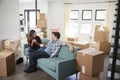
[58,46,79,59]
[37,57,63,71]
[42,38,51,45]
[58,46,73,59]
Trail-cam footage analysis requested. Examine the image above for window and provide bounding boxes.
[24,9,40,33]
[80,23,92,34]
[68,10,79,37]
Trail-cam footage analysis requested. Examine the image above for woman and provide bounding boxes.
[27,30,42,52]
[26,30,43,71]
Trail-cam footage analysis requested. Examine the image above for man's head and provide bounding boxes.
[52,32,60,40]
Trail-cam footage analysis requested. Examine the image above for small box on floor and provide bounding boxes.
[0,52,15,76]
[77,48,105,77]
[80,73,100,80]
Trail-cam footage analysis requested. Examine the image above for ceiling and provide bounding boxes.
[19,0,116,3]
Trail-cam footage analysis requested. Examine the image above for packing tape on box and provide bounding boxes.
[82,65,86,74]
[82,48,96,56]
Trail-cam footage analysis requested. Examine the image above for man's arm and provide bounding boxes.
[60,40,73,52]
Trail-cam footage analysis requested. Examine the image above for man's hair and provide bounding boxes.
[52,32,60,39]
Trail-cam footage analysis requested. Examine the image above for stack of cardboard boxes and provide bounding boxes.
[94,25,111,54]
[77,48,105,80]
[37,13,47,29]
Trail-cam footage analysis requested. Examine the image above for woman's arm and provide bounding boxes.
[32,36,42,46]
[60,40,73,52]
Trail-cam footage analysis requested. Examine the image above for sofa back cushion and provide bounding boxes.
[58,45,80,59]
[42,38,51,45]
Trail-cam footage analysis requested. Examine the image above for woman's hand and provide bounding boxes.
[31,39,36,46]
[32,39,37,43]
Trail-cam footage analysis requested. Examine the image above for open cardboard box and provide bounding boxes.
[94,25,110,42]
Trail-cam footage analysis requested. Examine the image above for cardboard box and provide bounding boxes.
[37,20,47,29]
[80,73,100,80]
[76,48,104,76]
[94,25,110,42]
[73,42,89,49]
[39,13,45,20]
[2,39,20,57]
[67,37,77,42]
[0,52,15,76]
[95,42,111,54]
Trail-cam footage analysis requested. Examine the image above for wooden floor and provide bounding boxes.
[0,55,109,80]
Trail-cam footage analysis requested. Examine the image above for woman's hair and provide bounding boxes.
[29,30,36,38]
[52,32,60,39]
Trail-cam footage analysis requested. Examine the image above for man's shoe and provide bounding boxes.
[24,67,37,73]
[16,57,23,65]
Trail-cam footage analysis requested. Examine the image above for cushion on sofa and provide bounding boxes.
[58,46,80,59]
[42,38,51,45]
[58,46,75,59]
[37,57,63,71]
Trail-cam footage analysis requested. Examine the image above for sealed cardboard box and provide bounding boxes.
[67,37,77,42]
[37,20,47,29]
[0,52,15,76]
[39,13,45,20]
[77,48,104,76]
[73,42,89,49]
[95,42,111,54]
[94,25,110,42]
[80,73,100,80]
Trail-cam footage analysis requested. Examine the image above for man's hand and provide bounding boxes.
[67,42,74,53]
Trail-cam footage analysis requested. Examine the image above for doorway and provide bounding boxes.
[24,9,40,34]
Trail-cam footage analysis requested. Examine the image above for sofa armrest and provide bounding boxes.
[56,58,77,80]
[23,44,28,57]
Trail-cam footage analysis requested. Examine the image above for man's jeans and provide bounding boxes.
[28,48,49,69]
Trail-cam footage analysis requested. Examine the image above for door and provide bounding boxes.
[24,9,40,33]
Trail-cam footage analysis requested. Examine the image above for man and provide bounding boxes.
[24,32,73,73]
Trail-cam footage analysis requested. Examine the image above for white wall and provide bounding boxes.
[47,2,64,39]
[0,0,20,48]
[20,1,48,14]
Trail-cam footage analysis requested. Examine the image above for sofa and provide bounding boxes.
[37,45,80,80]
[23,38,80,80]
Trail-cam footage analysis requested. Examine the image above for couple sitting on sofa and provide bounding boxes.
[24,30,73,73]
